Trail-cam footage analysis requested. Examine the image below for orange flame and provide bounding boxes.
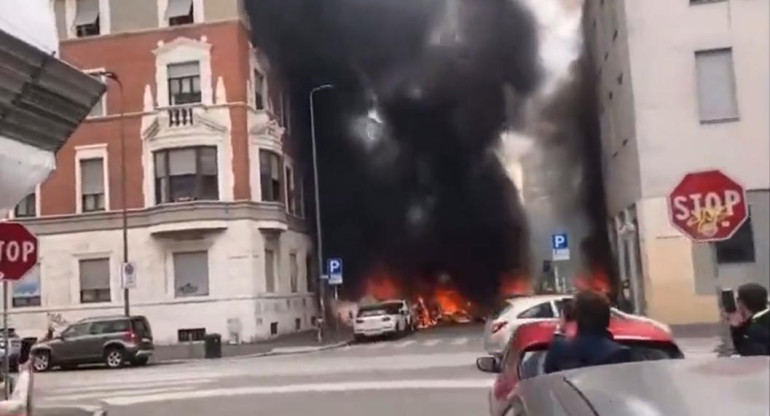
[363,267,402,301]
[499,272,533,297]
[574,267,611,294]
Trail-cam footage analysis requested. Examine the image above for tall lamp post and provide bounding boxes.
[95,71,130,316]
[309,84,334,337]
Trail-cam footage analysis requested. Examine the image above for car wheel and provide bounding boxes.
[104,348,126,369]
[132,356,149,366]
[32,351,51,372]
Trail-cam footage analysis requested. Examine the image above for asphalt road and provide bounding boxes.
[35,324,494,416]
[32,323,719,416]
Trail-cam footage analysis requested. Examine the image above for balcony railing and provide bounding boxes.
[167,105,196,127]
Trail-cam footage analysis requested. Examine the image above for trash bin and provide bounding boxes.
[204,334,221,359]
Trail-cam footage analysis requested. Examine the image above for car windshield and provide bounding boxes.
[518,341,683,379]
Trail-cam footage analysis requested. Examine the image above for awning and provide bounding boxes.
[73,0,99,27]
[165,0,193,19]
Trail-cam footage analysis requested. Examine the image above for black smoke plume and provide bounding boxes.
[245,0,544,304]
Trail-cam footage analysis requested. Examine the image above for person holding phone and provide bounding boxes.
[728,283,770,356]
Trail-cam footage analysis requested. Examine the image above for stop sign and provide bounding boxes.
[667,170,748,242]
[0,222,39,281]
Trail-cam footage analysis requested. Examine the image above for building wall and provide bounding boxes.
[587,0,769,323]
[7,2,315,343]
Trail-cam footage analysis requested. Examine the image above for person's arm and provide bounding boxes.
[543,336,566,374]
[737,323,770,356]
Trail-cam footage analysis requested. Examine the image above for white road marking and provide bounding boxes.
[423,339,441,347]
[395,340,417,348]
[103,379,496,406]
[45,386,194,402]
[47,378,212,394]
[450,337,468,346]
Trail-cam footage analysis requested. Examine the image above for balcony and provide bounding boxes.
[167,105,196,127]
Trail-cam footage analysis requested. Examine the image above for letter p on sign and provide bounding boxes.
[0,222,39,281]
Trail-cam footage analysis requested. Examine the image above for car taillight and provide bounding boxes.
[382,317,392,322]
[123,332,138,343]
[491,321,508,334]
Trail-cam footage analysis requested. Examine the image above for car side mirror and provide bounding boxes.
[476,356,501,373]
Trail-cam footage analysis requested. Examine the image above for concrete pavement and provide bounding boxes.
[30,323,720,416]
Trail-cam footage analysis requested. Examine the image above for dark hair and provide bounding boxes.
[575,290,611,333]
[737,283,769,314]
[561,299,576,322]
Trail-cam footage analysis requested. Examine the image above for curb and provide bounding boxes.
[152,340,352,365]
[35,404,106,416]
[234,340,352,359]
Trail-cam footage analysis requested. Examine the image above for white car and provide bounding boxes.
[483,294,671,355]
[354,300,412,341]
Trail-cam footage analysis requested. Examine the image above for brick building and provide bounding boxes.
[6,0,317,344]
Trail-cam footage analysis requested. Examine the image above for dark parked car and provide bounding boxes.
[31,315,154,371]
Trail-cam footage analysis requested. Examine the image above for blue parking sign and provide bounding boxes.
[552,234,568,250]
[328,258,343,285]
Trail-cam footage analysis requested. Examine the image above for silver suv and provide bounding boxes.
[0,328,21,372]
[31,315,154,371]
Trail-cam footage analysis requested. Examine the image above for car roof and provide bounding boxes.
[503,294,569,310]
[529,357,770,414]
[510,318,674,352]
[78,315,144,323]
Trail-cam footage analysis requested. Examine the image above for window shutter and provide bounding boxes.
[168,62,200,78]
[165,0,193,20]
[73,0,99,26]
[81,158,104,195]
[169,148,197,175]
[80,259,110,290]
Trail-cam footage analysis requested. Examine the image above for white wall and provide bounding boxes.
[7,220,316,344]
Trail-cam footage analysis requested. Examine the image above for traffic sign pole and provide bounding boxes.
[3,279,8,400]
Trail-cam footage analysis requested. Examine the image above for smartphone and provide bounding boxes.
[721,288,737,314]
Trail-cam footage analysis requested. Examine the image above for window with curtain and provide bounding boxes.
[285,166,296,214]
[695,48,739,123]
[166,0,194,26]
[254,71,265,110]
[74,0,100,37]
[168,62,201,105]
[174,251,209,297]
[14,193,36,218]
[154,146,218,204]
[13,264,41,307]
[290,253,298,293]
[80,158,105,212]
[259,150,282,202]
[79,259,111,303]
[265,249,276,293]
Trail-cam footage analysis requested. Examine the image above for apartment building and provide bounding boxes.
[6,0,317,344]
[585,0,769,324]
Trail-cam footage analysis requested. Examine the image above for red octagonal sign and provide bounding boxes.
[667,170,748,242]
[0,222,39,281]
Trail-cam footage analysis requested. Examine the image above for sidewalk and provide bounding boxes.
[152,327,353,362]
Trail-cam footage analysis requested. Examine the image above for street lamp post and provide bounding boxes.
[96,71,130,317]
[309,84,334,339]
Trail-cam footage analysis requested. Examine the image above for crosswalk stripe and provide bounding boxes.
[423,339,441,347]
[45,386,194,402]
[450,337,468,346]
[48,378,212,394]
[395,340,417,348]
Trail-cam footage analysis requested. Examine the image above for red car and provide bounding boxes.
[477,318,684,416]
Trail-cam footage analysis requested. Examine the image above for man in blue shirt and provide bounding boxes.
[544,290,630,374]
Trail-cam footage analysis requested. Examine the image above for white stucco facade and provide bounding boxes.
[587,0,769,324]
